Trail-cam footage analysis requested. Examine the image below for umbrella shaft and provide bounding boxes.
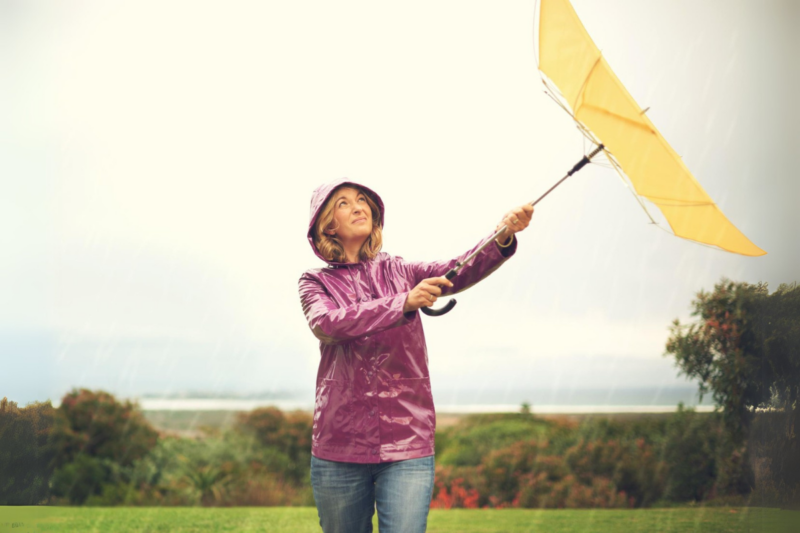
[453,144,605,275]
[532,143,604,207]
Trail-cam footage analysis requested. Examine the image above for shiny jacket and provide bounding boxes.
[299,178,517,463]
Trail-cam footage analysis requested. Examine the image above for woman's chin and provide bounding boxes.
[341,230,372,244]
[350,227,372,238]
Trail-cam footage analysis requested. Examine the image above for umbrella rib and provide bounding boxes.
[536,33,659,229]
[647,199,716,207]
[541,76,601,147]
[541,73,662,228]
[572,55,603,113]
[606,153,660,226]
[644,194,714,206]
[578,104,655,133]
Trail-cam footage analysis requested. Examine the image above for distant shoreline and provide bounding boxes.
[135,397,713,414]
[140,405,717,435]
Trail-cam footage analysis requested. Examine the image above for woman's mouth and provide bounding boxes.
[353,217,367,224]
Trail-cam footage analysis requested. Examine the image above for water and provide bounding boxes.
[133,386,712,414]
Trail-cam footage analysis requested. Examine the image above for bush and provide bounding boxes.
[85,428,315,507]
[564,437,663,507]
[236,407,312,483]
[0,398,56,504]
[465,438,639,509]
[430,466,481,509]
[49,389,158,504]
[430,411,751,508]
[51,389,158,468]
[435,414,555,467]
[750,409,800,507]
[478,440,564,508]
[51,454,113,505]
[521,474,630,509]
[661,405,720,502]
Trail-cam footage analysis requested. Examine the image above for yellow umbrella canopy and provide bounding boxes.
[538,0,765,256]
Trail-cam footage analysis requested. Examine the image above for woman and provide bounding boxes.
[299,178,533,532]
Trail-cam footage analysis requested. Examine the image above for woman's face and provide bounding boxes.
[328,187,373,244]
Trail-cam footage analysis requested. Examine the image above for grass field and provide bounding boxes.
[1,506,796,533]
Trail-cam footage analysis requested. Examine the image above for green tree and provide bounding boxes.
[661,404,720,502]
[665,279,800,496]
[236,407,312,482]
[49,389,158,504]
[0,398,56,504]
[50,454,112,505]
[666,280,799,437]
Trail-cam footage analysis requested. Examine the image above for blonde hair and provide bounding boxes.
[312,186,383,263]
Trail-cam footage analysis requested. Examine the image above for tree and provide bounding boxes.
[236,407,313,483]
[49,389,158,504]
[236,407,312,463]
[665,279,800,497]
[661,404,719,502]
[0,398,56,504]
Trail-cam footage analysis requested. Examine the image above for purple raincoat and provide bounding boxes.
[299,178,517,463]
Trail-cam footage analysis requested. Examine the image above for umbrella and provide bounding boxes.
[537,0,764,257]
[422,0,765,317]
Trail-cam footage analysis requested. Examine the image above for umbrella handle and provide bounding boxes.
[420,269,458,316]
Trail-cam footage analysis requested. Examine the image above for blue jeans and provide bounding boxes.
[310,454,435,533]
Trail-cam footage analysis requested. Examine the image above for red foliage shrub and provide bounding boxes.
[451,437,661,509]
[430,465,481,509]
[564,438,664,507]
[478,440,561,507]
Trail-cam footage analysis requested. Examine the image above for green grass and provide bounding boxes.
[1,507,797,533]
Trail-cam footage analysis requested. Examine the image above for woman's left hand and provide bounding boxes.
[495,204,534,245]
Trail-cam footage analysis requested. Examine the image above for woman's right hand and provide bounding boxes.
[404,276,454,314]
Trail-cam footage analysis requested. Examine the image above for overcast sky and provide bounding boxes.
[2,0,798,405]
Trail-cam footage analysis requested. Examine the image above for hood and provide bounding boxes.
[307,178,385,265]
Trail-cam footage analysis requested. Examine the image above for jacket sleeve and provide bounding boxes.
[403,232,518,296]
[299,274,417,345]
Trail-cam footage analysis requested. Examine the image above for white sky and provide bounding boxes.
[2,0,798,404]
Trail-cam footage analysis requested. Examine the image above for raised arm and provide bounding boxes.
[402,232,517,297]
[404,203,533,296]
